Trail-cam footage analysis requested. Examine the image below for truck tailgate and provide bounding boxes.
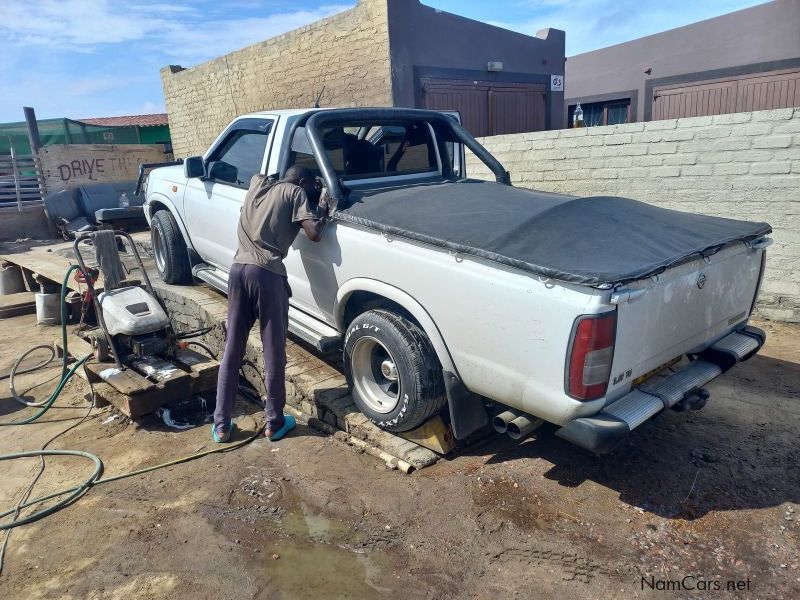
[606,242,765,398]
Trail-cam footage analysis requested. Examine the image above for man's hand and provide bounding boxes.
[317,187,332,219]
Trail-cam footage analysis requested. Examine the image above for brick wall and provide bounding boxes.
[161,0,393,158]
[467,108,800,322]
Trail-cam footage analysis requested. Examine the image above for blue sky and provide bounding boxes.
[0,0,767,122]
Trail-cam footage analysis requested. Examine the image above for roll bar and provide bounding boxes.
[286,108,511,206]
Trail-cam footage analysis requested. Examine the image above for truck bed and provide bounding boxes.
[337,179,771,286]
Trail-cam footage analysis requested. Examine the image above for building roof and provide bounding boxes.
[77,113,169,127]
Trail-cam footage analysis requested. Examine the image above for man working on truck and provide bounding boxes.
[212,165,329,443]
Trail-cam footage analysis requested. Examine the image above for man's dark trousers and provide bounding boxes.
[214,263,290,431]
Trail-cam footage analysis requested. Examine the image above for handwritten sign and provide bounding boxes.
[39,144,169,192]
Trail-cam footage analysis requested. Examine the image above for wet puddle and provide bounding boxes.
[264,503,393,598]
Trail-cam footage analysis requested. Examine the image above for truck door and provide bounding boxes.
[184,118,275,270]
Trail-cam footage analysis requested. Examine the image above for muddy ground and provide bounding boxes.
[0,312,797,599]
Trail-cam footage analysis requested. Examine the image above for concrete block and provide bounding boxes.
[691,127,730,140]
[644,119,678,131]
[752,108,795,121]
[752,135,793,149]
[712,112,752,125]
[711,137,752,151]
[603,134,633,145]
[771,120,800,134]
[681,165,713,176]
[711,163,749,176]
[738,123,774,136]
[647,143,678,155]
[663,153,697,166]
[646,166,679,177]
[660,129,696,142]
[593,168,619,179]
[750,162,792,175]
[696,151,734,164]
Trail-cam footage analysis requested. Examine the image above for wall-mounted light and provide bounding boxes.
[487,61,504,72]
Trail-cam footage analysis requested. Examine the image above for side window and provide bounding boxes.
[208,122,272,188]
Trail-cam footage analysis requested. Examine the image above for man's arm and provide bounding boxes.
[300,198,329,243]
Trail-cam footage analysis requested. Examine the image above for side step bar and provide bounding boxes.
[556,326,765,454]
[192,263,342,353]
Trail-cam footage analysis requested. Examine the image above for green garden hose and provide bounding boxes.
[1,261,266,536]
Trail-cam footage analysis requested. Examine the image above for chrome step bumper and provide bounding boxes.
[556,326,765,454]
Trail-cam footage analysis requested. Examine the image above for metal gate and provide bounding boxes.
[0,148,45,209]
[422,79,546,137]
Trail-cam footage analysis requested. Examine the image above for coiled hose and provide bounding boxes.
[0,263,264,536]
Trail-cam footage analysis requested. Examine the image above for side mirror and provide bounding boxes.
[184,156,205,179]
[207,161,238,184]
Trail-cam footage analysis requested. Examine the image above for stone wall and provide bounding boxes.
[161,0,393,158]
[467,108,800,322]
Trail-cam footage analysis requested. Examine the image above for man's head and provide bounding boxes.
[283,165,319,201]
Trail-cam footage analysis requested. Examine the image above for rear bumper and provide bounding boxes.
[555,326,765,454]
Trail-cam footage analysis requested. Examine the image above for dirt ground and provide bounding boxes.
[0,313,798,599]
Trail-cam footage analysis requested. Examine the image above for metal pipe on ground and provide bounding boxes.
[507,415,543,440]
[492,409,521,434]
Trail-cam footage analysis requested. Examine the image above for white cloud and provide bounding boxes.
[0,0,352,64]
[492,0,766,55]
[159,5,355,65]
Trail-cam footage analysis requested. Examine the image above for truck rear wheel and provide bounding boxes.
[344,309,446,432]
[151,210,191,284]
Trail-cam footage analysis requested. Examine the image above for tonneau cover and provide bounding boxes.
[335,180,771,286]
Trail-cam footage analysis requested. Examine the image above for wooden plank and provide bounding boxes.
[0,291,35,319]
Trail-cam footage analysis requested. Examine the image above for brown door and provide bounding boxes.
[422,79,546,137]
[736,69,800,112]
[652,79,737,120]
[652,67,800,120]
[489,83,546,135]
[422,80,490,136]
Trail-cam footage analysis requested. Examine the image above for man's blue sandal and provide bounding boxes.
[211,420,236,443]
[266,414,296,441]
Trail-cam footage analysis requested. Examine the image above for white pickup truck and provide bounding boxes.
[142,108,771,453]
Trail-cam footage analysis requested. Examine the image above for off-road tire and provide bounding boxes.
[151,210,191,284]
[343,309,447,432]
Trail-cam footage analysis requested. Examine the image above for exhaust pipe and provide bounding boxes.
[492,410,520,434]
[506,414,543,440]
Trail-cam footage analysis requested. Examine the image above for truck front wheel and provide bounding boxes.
[151,210,191,284]
[344,309,447,432]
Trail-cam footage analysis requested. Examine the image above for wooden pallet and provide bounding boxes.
[82,348,219,418]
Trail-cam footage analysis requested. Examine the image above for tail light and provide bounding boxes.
[566,311,617,400]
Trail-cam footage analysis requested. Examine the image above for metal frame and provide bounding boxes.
[72,230,163,370]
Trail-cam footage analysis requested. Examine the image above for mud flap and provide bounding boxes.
[443,370,489,440]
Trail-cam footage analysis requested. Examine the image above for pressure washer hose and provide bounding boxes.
[0,262,265,534]
[2,265,86,424]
